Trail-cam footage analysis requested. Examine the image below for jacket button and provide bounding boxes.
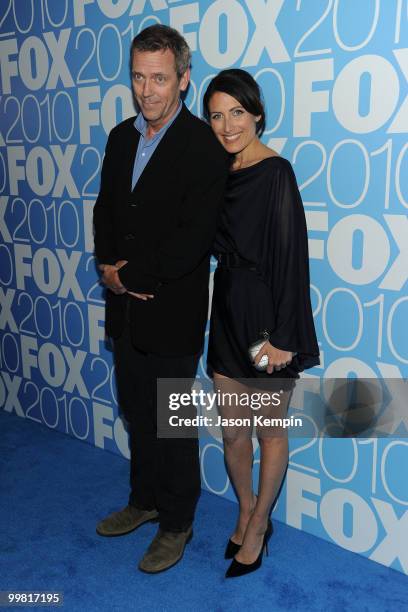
[124,233,135,240]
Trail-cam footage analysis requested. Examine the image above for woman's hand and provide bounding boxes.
[254,341,293,374]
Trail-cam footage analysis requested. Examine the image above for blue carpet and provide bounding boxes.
[1,409,407,611]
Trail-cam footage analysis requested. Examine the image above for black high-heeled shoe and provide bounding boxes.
[225,495,259,559]
[224,538,241,559]
[225,519,273,578]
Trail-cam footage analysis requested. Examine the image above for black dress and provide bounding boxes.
[207,156,319,382]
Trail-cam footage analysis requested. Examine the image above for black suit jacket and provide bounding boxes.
[93,104,229,356]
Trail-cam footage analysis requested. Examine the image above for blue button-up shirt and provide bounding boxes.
[131,101,182,190]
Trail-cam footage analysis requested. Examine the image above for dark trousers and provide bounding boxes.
[113,321,201,532]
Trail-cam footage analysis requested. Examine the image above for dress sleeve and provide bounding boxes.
[260,159,319,370]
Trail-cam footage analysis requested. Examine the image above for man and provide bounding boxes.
[93,24,228,573]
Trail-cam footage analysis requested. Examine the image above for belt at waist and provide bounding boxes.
[216,252,257,270]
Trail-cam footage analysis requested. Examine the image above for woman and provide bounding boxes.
[203,69,319,578]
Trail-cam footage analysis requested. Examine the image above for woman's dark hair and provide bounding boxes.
[203,69,266,136]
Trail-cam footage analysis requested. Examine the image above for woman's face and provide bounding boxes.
[207,91,260,155]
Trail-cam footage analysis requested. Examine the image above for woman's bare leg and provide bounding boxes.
[234,389,291,563]
[213,372,256,544]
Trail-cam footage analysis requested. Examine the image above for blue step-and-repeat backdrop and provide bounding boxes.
[0,0,407,574]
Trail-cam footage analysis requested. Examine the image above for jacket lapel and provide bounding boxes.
[121,122,140,193]
[132,104,191,195]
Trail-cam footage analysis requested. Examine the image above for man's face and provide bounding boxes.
[131,48,189,132]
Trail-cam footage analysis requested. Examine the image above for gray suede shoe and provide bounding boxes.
[138,526,193,573]
[96,505,159,537]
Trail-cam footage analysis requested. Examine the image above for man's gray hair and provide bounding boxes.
[130,24,191,79]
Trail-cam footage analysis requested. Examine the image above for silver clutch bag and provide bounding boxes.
[248,331,297,372]
[248,331,270,371]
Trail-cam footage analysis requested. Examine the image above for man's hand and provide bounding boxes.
[99,261,154,300]
[127,291,155,301]
[254,342,293,375]
[99,263,126,295]
[115,260,155,301]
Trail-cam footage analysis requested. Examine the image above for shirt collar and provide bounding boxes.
[134,101,182,141]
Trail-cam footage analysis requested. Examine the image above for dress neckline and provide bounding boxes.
[230,156,281,174]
